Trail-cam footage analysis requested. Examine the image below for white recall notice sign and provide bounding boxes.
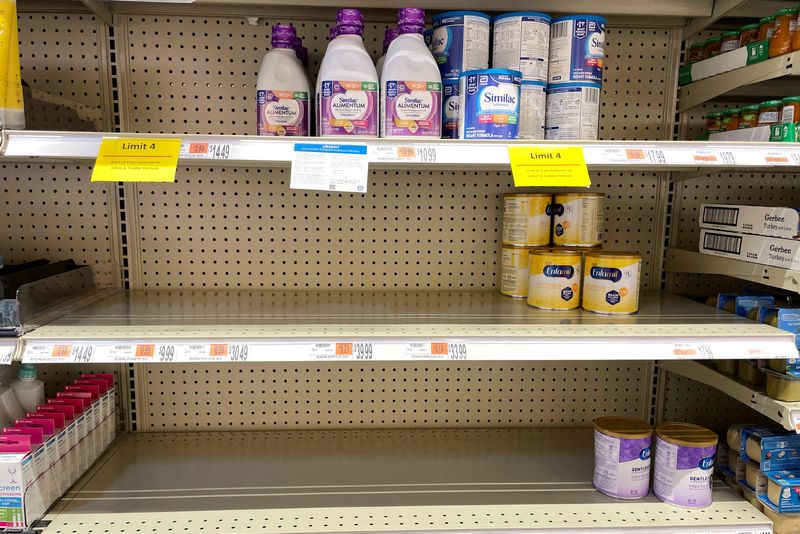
[290,143,369,193]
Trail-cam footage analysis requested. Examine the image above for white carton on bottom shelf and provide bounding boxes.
[699,228,800,270]
[0,452,44,529]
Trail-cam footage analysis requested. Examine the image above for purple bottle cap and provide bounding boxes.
[328,26,340,40]
[292,36,302,50]
[383,26,399,52]
[271,24,297,48]
[337,8,364,27]
[337,23,364,36]
[397,7,425,34]
[299,46,309,65]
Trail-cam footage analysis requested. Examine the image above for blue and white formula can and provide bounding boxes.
[431,11,491,81]
[545,82,601,140]
[442,80,460,139]
[519,80,546,139]
[548,15,606,85]
[492,12,551,83]
[424,28,433,51]
[458,69,521,140]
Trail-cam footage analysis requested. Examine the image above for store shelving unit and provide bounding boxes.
[15,289,797,363]
[3,0,799,532]
[665,248,800,292]
[660,360,800,432]
[42,427,770,534]
[678,51,800,111]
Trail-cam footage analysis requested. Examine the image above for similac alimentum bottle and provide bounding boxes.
[381,8,442,138]
[256,24,310,136]
[317,9,379,137]
[376,26,400,78]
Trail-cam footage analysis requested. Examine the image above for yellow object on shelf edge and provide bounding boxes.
[0,0,25,129]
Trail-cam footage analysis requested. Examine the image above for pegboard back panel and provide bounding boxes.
[128,170,664,290]
[17,11,110,131]
[137,362,650,431]
[658,371,773,435]
[0,163,120,288]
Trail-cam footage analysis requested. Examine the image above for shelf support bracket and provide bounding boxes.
[80,0,113,26]
[685,0,749,39]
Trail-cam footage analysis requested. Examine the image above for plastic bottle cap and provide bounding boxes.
[740,23,759,31]
[689,43,705,49]
[760,16,775,24]
[336,24,364,36]
[721,31,740,38]
[383,26,399,51]
[722,108,740,115]
[775,7,800,17]
[706,36,722,43]
[271,24,297,48]
[704,111,722,118]
[337,8,364,27]
[17,364,37,381]
[761,100,783,107]
[741,104,760,111]
[782,96,800,103]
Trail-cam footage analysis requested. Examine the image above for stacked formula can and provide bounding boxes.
[500,192,641,315]
[489,12,605,140]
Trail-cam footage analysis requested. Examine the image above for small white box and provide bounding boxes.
[700,204,800,240]
[699,229,800,270]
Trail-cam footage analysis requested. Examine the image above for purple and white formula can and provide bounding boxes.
[593,416,653,500]
[653,422,718,508]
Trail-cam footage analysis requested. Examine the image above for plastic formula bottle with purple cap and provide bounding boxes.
[376,26,399,79]
[316,9,379,137]
[381,8,442,138]
[256,24,310,136]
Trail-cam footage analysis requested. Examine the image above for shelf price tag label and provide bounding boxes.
[370,144,438,164]
[673,343,714,359]
[291,143,369,193]
[404,342,467,360]
[763,150,793,165]
[507,146,590,187]
[691,150,718,164]
[91,138,181,182]
[0,345,13,365]
[180,142,232,160]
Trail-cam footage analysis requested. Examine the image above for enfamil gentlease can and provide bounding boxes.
[502,193,552,246]
[582,251,641,314]
[550,193,604,247]
[527,249,582,310]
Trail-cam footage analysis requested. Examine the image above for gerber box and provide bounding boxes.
[700,204,800,240]
[699,229,800,270]
[759,470,800,513]
[741,427,800,471]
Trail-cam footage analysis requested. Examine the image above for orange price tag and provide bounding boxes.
[625,149,644,160]
[209,344,228,357]
[52,345,72,357]
[765,155,789,163]
[135,344,155,357]
[693,154,717,162]
[431,342,448,356]
[397,146,415,158]
[336,343,353,356]
[673,348,697,357]
[189,143,209,154]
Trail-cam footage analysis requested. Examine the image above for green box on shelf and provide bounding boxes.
[770,123,798,142]
[679,40,769,86]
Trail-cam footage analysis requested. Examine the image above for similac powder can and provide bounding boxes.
[593,417,653,500]
[548,15,606,85]
[501,246,537,298]
[502,193,552,246]
[442,81,460,139]
[431,11,491,81]
[459,69,522,140]
[492,12,551,83]
[550,193,604,247]
[545,82,601,140]
[519,80,546,139]
[653,422,718,508]
[527,249,582,310]
[582,251,641,314]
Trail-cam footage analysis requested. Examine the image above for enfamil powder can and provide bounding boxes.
[594,416,653,500]
[653,422,717,508]
[527,249,582,310]
[582,251,641,314]
[502,193,551,246]
[501,245,536,298]
[458,69,522,140]
[550,193,604,247]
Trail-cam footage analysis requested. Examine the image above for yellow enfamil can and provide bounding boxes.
[502,194,552,246]
[582,251,641,314]
[527,249,583,310]
[551,193,604,247]
[501,245,537,298]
